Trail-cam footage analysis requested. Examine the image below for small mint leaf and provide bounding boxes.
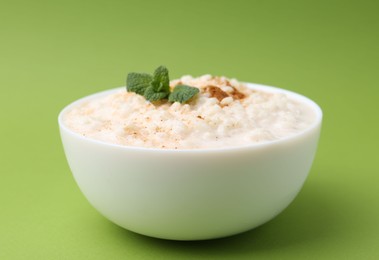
[126,73,153,95]
[144,86,170,102]
[151,66,170,94]
[169,85,199,103]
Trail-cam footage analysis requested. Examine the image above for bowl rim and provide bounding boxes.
[58,82,323,154]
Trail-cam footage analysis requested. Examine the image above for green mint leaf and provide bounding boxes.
[126,73,153,95]
[144,86,170,101]
[169,85,199,103]
[126,66,197,104]
[151,66,170,94]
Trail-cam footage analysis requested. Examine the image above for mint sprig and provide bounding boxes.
[144,66,170,101]
[126,66,199,103]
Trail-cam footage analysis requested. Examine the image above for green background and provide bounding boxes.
[1,0,378,259]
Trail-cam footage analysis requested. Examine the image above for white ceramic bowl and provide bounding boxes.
[58,83,322,240]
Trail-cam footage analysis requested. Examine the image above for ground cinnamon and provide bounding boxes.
[206,86,229,101]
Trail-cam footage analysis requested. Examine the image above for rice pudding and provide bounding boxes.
[63,75,316,149]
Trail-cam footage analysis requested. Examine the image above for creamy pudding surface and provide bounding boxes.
[63,75,316,149]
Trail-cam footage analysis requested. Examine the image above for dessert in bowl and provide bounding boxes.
[59,68,322,240]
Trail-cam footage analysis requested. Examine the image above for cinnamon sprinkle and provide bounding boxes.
[206,86,229,101]
[230,87,245,100]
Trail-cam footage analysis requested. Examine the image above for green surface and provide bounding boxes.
[1,0,378,259]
